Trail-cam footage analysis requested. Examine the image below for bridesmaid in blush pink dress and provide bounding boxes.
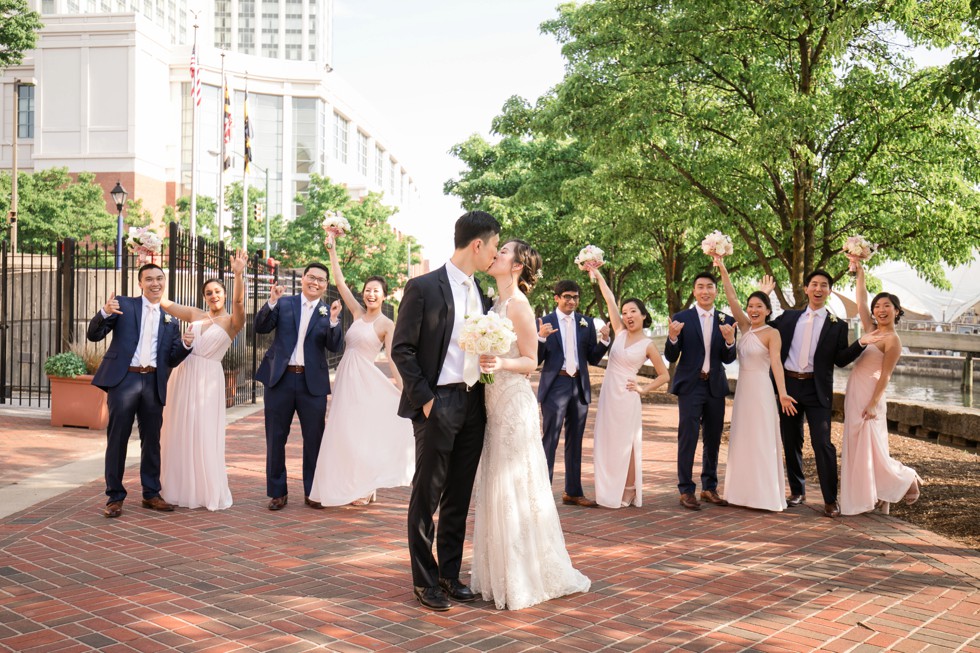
[159,250,248,510]
[840,259,921,516]
[307,232,413,507]
[588,265,669,509]
[716,258,798,512]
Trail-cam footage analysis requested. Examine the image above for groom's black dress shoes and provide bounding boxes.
[786,494,806,507]
[141,496,175,512]
[104,501,123,518]
[439,578,477,603]
[268,495,288,511]
[413,586,451,611]
[562,493,598,508]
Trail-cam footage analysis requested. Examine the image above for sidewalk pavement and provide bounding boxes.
[1,393,978,652]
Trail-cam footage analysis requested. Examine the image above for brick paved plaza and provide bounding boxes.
[1,396,979,652]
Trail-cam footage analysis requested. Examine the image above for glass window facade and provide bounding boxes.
[357,131,368,176]
[293,97,316,174]
[333,112,349,164]
[374,144,384,187]
[17,84,35,139]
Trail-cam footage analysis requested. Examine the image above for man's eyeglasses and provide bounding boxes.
[305,275,328,285]
[559,294,580,301]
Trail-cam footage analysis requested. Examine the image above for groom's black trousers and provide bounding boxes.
[407,383,485,588]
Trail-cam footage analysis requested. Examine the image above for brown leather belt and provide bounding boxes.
[128,366,156,374]
[785,371,814,380]
[285,365,305,374]
[699,371,710,380]
[558,370,578,378]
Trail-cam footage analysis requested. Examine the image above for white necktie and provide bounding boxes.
[564,315,578,376]
[295,301,314,366]
[462,279,481,386]
[701,312,712,374]
[798,311,815,371]
[138,304,157,367]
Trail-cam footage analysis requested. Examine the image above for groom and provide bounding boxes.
[391,210,499,612]
[770,269,869,517]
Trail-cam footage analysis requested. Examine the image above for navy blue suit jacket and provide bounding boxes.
[254,294,344,396]
[86,295,191,404]
[536,311,609,405]
[770,309,864,408]
[664,307,737,398]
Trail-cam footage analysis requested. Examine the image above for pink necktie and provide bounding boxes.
[701,312,711,374]
[798,312,815,371]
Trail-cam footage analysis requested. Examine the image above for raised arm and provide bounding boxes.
[159,293,209,324]
[228,249,247,336]
[590,266,624,335]
[854,259,873,334]
[325,233,364,320]
[715,257,751,332]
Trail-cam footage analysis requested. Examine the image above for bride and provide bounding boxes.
[470,239,590,610]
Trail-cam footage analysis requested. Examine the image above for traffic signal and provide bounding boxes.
[254,204,264,222]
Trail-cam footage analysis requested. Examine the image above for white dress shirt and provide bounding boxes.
[785,307,827,373]
[555,309,578,374]
[130,297,161,367]
[437,260,481,386]
[287,297,319,366]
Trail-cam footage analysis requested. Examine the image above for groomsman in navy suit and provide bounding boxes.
[537,279,610,507]
[87,264,193,518]
[664,272,737,511]
[255,262,343,511]
[769,269,872,517]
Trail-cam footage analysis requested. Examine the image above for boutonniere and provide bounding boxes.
[318,306,328,317]
[579,317,588,328]
[828,313,838,323]
[164,314,172,324]
[486,287,496,299]
[717,313,726,324]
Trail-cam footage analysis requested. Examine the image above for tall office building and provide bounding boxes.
[3,0,416,234]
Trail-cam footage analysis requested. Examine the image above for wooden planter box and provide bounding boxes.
[48,375,109,430]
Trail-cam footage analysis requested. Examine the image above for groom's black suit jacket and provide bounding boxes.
[770,309,865,408]
[391,265,491,421]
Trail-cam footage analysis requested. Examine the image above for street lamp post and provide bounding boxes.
[9,77,37,255]
[111,181,127,269]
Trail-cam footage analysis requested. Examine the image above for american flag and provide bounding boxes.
[190,44,201,107]
[222,79,232,170]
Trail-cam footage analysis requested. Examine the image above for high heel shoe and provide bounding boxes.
[351,491,377,507]
[903,475,922,505]
[875,499,890,515]
[620,486,636,508]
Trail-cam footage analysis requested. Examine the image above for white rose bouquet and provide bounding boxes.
[701,230,733,265]
[126,226,163,264]
[842,235,875,272]
[574,244,605,271]
[321,211,351,237]
[458,311,517,384]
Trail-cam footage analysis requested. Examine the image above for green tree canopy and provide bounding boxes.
[0,0,41,70]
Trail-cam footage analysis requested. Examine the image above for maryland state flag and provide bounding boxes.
[222,79,232,171]
[243,85,253,173]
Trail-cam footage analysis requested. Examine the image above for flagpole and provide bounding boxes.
[189,18,200,242]
[242,73,250,251]
[218,51,226,243]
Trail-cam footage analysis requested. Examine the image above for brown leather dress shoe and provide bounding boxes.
[304,496,324,509]
[786,494,806,507]
[268,495,288,511]
[679,493,702,510]
[562,493,598,507]
[141,496,175,511]
[104,501,123,518]
[700,490,729,506]
[823,502,840,518]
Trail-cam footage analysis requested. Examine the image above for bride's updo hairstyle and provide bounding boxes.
[506,239,543,294]
[871,292,905,323]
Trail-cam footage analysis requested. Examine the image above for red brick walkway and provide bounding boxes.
[1,400,979,652]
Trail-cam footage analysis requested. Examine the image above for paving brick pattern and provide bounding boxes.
[1,400,979,652]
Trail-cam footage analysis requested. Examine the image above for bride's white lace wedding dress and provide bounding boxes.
[470,296,591,610]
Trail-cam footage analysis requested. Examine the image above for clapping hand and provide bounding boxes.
[538,318,556,339]
[269,283,286,304]
[103,292,123,315]
[668,320,684,341]
[230,249,247,275]
[779,394,798,416]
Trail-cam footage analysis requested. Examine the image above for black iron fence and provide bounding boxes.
[0,223,357,408]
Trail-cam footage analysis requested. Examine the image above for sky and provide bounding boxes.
[331,0,568,265]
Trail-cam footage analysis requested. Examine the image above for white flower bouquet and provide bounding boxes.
[574,244,605,271]
[321,211,351,237]
[842,235,875,272]
[458,311,517,384]
[701,230,733,264]
[126,226,163,264]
